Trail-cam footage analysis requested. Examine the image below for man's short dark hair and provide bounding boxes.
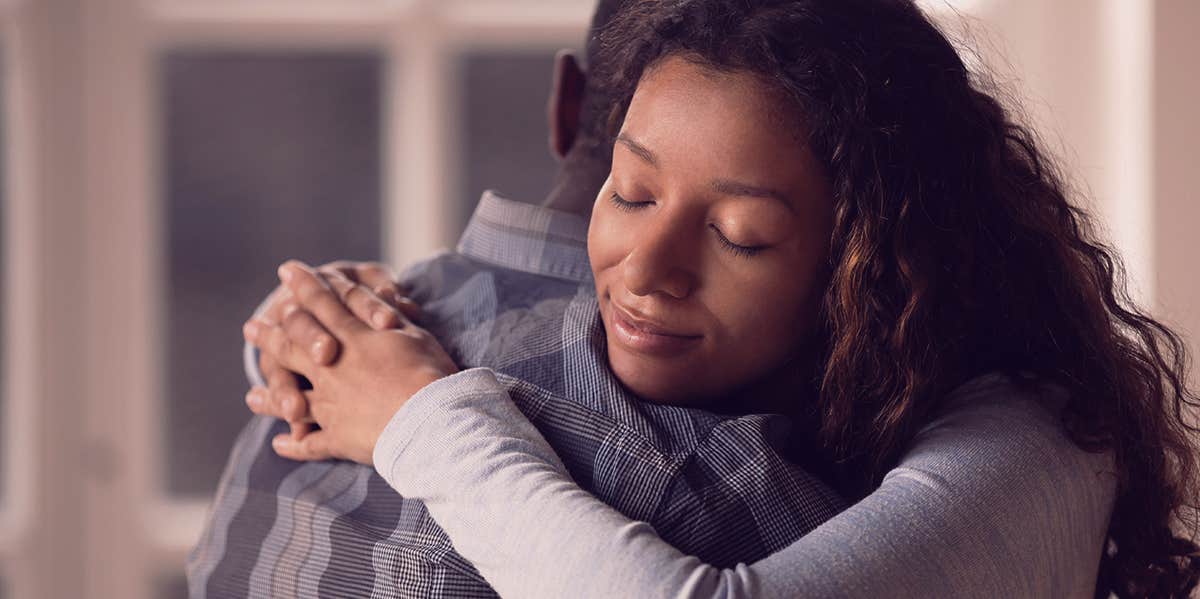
[577,0,627,149]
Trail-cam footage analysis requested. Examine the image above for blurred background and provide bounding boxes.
[0,0,1194,597]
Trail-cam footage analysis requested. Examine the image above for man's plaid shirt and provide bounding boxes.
[187,192,846,598]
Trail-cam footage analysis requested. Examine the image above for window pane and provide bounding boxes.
[162,52,383,496]
[456,49,564,233]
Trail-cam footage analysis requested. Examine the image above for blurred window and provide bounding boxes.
[60,3,593,596]
[456,49,562,232]
[162,52,384,497]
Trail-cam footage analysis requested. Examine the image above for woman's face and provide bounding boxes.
[589,55,835,405]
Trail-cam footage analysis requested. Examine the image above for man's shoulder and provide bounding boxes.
[400,250,583,305]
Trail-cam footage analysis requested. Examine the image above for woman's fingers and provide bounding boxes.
[318,261,420,322]
[287,420,314,440]
[245,386,270,415]
[241,381,312,420]
[325,261,405,298]
[350,264,420,320]
[257,286,292,325]
[272,431,336,462]
[245,383,314,425]
[279,261,369,338]
[320,273,402,331]
[260,357,311,421]
[391,295,422,322]
[243,314,317,377]
[279,301,340,364]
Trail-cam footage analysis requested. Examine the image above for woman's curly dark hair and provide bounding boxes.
[598,0,1199,596]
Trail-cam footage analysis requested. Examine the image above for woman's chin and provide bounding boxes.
[608,354,715,407]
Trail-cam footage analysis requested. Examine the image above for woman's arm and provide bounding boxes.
[376,369,1117,599]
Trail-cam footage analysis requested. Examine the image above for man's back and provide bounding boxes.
[187,193,845,598]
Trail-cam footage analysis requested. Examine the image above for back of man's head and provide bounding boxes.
[540,0,628,214]
[576,0,627,152]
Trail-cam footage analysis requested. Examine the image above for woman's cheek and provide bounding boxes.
[588,204,637,274]
[725,274,809,349]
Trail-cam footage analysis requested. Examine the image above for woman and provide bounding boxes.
[246,0,1200,596]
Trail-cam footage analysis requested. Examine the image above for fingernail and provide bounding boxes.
[373,311,391,328]
[282,396,297,416]
[246,389,264,409]
[243,321,260,341]
[311,338,328,360]
[278,263,294,283]
[273,436,290,450]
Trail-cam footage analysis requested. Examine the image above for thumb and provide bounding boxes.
[272,431,336,462]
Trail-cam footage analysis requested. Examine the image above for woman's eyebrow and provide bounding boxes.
[616,133,658,168]
[711,179,794,213]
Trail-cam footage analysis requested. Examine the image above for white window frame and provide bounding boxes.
[0,1,39,596]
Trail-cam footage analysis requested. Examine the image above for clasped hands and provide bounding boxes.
[242,260,457,465]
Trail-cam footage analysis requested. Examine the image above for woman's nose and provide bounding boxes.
[621,222,696,299]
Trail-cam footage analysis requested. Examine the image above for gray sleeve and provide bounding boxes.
[374,369,1116,599]
[243,342,266,389]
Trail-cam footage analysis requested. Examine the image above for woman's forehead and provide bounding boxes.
[618,57,827,209]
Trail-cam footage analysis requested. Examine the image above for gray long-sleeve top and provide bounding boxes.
[374,368,1117,598]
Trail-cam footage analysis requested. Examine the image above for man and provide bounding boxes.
[187,2,845,596]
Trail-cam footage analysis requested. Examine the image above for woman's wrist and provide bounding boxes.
[372,368,502,478]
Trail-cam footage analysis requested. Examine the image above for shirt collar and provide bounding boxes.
[456,190,592,283]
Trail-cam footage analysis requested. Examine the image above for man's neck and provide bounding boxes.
[541,147,610,219]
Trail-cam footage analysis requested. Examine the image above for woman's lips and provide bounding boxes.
[609,303,703,356]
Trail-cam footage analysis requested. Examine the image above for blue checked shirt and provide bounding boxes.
[186,191,847,598]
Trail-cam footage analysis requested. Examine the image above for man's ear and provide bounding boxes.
[548,49,587,160]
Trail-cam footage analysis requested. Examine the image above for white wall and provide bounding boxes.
[945,0,1198,391]
[1154,0,1200,395]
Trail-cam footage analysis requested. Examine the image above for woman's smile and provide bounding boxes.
[607,298,703,356]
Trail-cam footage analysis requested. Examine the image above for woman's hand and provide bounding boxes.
[245,260,421,437]
[243,261,458,465]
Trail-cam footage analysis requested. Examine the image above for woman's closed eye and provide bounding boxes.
[611,192,769,258]
[709,224,767,258]
[610,192,652,212]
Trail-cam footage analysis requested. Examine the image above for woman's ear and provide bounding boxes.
[548,50,587,160]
